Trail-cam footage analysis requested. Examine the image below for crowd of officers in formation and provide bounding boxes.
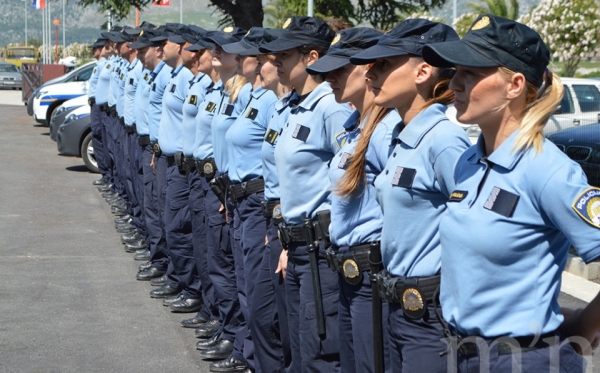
[86,12,600,373]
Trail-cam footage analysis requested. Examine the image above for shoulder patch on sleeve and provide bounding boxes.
[335,131,349,149]
[572,188,600,227]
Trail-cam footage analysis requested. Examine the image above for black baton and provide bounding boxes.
[369,242,384,373]
[305,218,326,337]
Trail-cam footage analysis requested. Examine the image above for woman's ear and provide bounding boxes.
[414,61,434,85]
[304,49,320,67]
[506,72,526,99]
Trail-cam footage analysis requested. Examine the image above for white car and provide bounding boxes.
[32,70,91,125]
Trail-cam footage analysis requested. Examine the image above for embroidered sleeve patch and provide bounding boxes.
[335,131,350,149]
[222,104,234,116]
[572,188,600,227]
[189,95,198,105]
[484,187,519,218]
[292,124,310,142]
[264,128,279,145]
[449,190,468,202]
[246,108,258,120]
[206,102,216,112]
[391,167,416,188]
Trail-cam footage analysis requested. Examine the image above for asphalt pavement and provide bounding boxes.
[1,95,600,372]
[0,103,212,372]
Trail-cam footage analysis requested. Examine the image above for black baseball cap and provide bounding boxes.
[204,26,248,47]
[222,27,268,56]
[306,27,383,74]
[168,25,207,44]
[150,23,185,43]
[422,14,550,86]
[125,21,156,36]
[259,16,335,53]
[108,27,135,43]
[128,28,165,49]
[91,37,107,48]
[350,19,459,65]
[101,25,123,39]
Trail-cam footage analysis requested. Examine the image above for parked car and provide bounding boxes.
[27,61,95,123]
[546,123,600,187]
[0,62,22,90]
[56,105,97,173]
[49,95,88,141]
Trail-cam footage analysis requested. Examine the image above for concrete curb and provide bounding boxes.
[565,254,600,281]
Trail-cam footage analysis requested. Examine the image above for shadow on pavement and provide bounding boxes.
[66,165,91,173]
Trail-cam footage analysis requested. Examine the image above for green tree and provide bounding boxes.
[78,0,154,21]
[520,0,600,77]
[264,0,357,27]
[467,0,519,20]
[453,12,478,36]
[208,0,264,28]
[357,0,447,31]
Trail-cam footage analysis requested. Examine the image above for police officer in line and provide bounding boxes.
[127,28,172,285]
[251,28,295,373]
[179,28,220,332]
[350,20,471,372]
[185,31,241,359]
[152,24,201,313]
[423,15,599,372]
[260,16,353,373]
[306,27,396,373]
[201,26,253,369]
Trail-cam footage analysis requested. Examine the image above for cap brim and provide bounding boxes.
[349,45,411,65]
[128,40,152,49]
[168,35,186,44]
[204,35,238,47]
[259,37,304,53]
[185,40,212,51]
[422,40,499,69]
[306,55,350,74]
[222,41,260,56]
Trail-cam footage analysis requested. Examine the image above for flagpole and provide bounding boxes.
[62,0,65,57]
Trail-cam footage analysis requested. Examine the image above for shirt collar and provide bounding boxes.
[344,110,361,131]
[275,90,297,112]
[397,103,448,148]
[171,63,184,78]
[127,58,139,70]
[251,85,268,100]
[469,130,526,170]
[296,82,333,111]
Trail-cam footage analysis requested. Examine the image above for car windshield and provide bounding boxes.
[0,64,18,72]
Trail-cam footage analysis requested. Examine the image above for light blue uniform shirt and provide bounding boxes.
[108,56,123,108]
[134,69,152,136]
[157,64,194,156]
[123,58,143,127]
[182,74,212,158]
[273,82,353,225]
[226,86,278,183]
[193,81,222,161]
[148,61,171,143]
[374,103,470,278]
[94,55,114,105]
[88,58,105,99]
[261,91,296,201]
[440,131,600,338]
[211,79,252,173]
[116,58,129,117]
[329,109,398,247]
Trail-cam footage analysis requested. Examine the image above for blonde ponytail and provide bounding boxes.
[224,74,248,103]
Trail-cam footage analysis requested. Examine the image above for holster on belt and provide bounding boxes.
[120,117,125,127]
[184,157,196,175]
[316,210,331,246]
[209,174,230,205]
[375,270,440,320]
[88,97,95,106]
[101,103,109,112]
[326,242,378,286]
[109,105,117,117]
[138,135,150,146]
[229,178,264,202]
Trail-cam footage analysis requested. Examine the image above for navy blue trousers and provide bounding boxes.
[128,133,145,237]
[98,110,114,185]
[163,163,196,297]
[189,170,218,320]
[90,104,109,178]
[388,303,447,373]
[338,268,390,373]
[103,114,119,193]
[141,147,169,271]
[250,218,291,373]
[204,172,241,342]
[286,243,341,373]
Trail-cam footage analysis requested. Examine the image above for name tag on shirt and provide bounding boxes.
[222,104,234,116]
[105,64,111,69]
[449,190,468,202]
[483,187,519,218]
[338,152,351,170]
[169,84,176,93]
[128,78,134,85]
[206,102,216,112]
[189,95,198,105]
[246,108,258,120]
[391,167,416,188]
[264,128,279,145]
[151,83,157,92]
[292,124,310,142]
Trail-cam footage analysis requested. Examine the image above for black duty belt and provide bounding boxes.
[375,271,440,320]
[152,142,162,156]
[125,123,136,134]
[109,105,117,117]
[101,102,109,112]
[277,210,331,247]
[196,158,216,179]
[119,117,125,127]
[229,178,264,202]
[88,97,95,106]
[209,174,230,205]
[184,157,196,174]
[326,242,379,286]
[455,332,559,357]
[261,199,280,218]
[166,152,184,168]
[138,135,150,146]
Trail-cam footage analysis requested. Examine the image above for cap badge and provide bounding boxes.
[139,30,144,36]
[245,29,251,36]
[223,26,234,33]
[331,33,341,45]
[283,18,292,29]
[471,16,491,31]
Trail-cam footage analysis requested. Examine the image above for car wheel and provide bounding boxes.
[45,102,62,127]
[81,132,99,173]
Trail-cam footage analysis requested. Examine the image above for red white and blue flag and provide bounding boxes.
[32,0,45,9]
[153,0,170,6]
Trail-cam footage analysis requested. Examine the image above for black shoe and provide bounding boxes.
[170,298,202,313]
[137,267,166,281]
[149,284,180,298]
[116,223,135,233]
[98,184,113,192]
[114,214,131,224]
[181,314,209,328]
[196,333,220,350]
[200,341,235,361]
[92,178,108,186]
[102,193,118,199]
[138,261,152,272]
[207,353,246,370]
[111,207,127,215]
[133,248,151,261]
[121,231,141,244]
[115,219,133,228]
[195,319,221,338]
[110,202,127,210]
[150,275,166,286]
[125,239,147,252]
[163,293,184,307]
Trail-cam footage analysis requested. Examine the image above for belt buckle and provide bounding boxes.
[342,253,363,286]
[272,203,283,224]
[203,161,214,177]
[152,143,160,154]
[400,280,426,320]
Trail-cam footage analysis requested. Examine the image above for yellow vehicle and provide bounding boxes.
[0,46,39,68]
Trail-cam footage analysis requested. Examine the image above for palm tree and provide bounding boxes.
[468,0,519,20]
